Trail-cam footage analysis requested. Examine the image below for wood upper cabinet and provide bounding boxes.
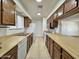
[53,12,58,19]
[3,0,15,10]
[2,10,15,25]
[0,0,16,25]
[52,20,58,28]
[0,0,1,24]
[0,11,1,24]
[24,17,31,28]
[57,4,64,17]
[64,0,78,13]
[62,50,74,59]
[1,46,17,59]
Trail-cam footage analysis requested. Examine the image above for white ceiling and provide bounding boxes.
[16,0,59,20]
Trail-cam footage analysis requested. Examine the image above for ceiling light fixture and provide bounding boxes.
[37,13,41,16]
[36,0,42,2]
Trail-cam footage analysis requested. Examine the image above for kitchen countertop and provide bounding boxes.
[47,33,79,59]
[0,33,32,57]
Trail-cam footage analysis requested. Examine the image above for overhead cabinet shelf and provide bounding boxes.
[59,0,79,19]
[47,0,79,29]
[0,0,16,25]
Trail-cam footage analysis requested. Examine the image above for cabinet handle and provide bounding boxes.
[2,55,11,58]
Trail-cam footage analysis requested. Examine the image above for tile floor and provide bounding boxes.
[26,37,51,59]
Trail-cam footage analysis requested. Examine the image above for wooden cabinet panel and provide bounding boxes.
[52,20,58,28]
[24,17,31,28]
[58,5,64,16]
[54,42,62,59]
[65,0,78,13]
[54,47,61,59]
[0,12,1,24]
[0,0,2,24]
[3,0,15,10]
[27,34,33,54]
[46,35,48,48]
[2,11,15,25]
[49,39,54,59]
[46,36,54,59]
[0,0,15,25]
[1,46,17,59]
[62,50,74,59]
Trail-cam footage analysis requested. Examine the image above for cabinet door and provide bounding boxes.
[10,53,17,59]
[2,10,15,25]
[54,42,62,59]
[1,46,17,59]
[24,18,29,28]
[52,20,58,28]
[2,0,15,25]
[49,39,54,59]
[47,37,50,53]
[0,0,1,24]
[3,0,15,11]
[65,0,78,13]
[46,35,48,48]
[62,50,74,59]
[27,34,33,54]
[58,5,64,16]
[0,11,1,24]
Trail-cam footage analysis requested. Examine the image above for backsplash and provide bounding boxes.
[56,13,79,36]
[0,28,7,36]
[6,28,24,35]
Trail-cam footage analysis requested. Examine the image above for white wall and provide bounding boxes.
[43,18,48,31]
[26,23,36,33]
[60,21,79,36]
[32,20,43,37]
[56,13,79,36]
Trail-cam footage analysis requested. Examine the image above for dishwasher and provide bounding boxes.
[18,38,27,59]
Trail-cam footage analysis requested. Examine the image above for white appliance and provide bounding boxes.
[18,38,27,59]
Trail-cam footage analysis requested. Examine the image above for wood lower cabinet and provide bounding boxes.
[62,50,74,59]
[46,35,74,59]
[53,42,62,59]
[27,34,33,54]
[49,39,54,59]
[0,46,17,59]
[46,36,54,59]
